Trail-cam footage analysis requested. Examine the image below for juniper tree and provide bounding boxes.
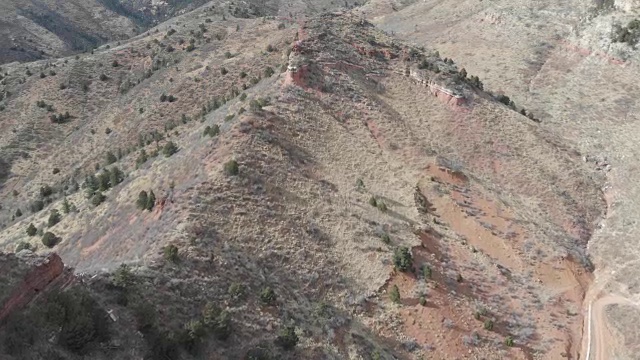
[26,223,37,236]
[136,149,148,168]
[113,264,135,289]
[40,185,53,198]
[47,209,61,227]
[98,172,111,191]
[91,192,106,207]
[137,191,148,210]
[163,244,179,262]
[224,160,239,175]
[163,141,178,157]
[260,287,276,305]
[393,247,413,272]
[42,232,60,248]
[249,99,262,112]
[105,151,117,165]
[275,326,299,350]
[109,166,124,187]
[389,284,400,303]
[369,196,377,207]
[30,200,45,213]
[422,264,432,279]
[209,124,220,136]
[84,174,99,197]
[202,302,232,340]
[62,197,71,214]
[505,336,514,347]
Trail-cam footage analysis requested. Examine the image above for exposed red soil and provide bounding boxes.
[558,39,626,66]
[366,165,591,359]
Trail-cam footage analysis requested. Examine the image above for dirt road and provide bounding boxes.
[583,294,636,360]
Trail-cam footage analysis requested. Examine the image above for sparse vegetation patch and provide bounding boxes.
[613,19,640,46]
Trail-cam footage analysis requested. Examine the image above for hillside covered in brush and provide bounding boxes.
[0,2,613,360]
[0,0,364,64]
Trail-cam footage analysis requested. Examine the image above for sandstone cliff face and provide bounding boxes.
[408,67,466,108]
[0,252,68,323]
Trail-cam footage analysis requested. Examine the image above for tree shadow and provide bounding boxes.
[375,195,406,208]
[401,297,438,308]
[0,157,10,190]
[386,209,417,226]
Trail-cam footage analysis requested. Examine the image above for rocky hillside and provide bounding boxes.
[366,0,640,358]
[1,0,139,64]
[0,0,363,65]
[0,2,612,360]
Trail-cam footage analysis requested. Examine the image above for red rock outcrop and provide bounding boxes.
[429,85,466,107]
[353,44,397,60]
[284,64,310,88]
[0,253,66,323]
[406,67,467,109]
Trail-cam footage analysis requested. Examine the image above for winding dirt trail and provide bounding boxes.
[583,294,636,360]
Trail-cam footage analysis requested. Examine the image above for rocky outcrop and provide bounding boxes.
[614,0,640,12]
[284,43,310,88]
[353,44,398,60]
[0,252,70,323]
[429,84,466,107]
[284,63,311,88]
[407,67,466,108]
